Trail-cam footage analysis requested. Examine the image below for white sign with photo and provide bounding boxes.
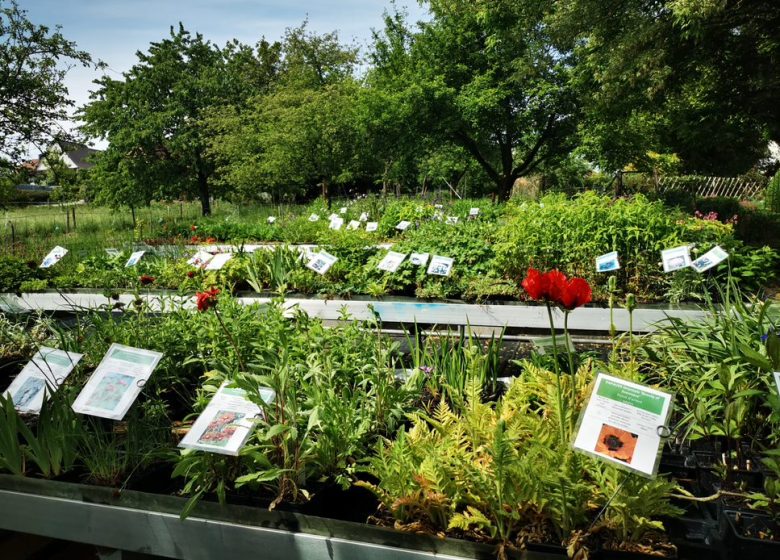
[125,250,145,268]
[306,251,338,275]
[205,253,233,270]
[365,222,378,232]
[596,251,620,273]
[308,214,320,222]
[691,245,729,273]
[179,382,275,456]
[396,220,411,231]
[346,220,361,230]
[445,216,459,225]
[774,371,780,399]
[359,212,369,222]
[40,246,68,269]
[573,373,673,478]
[409,252,430,267]
[469,207,480,216]
[3,347,82,414]
[427,255,454,277]
[328,213,339,221]
[377,251,407,273]
[267,216,276,224]
[72,344,163,421]
[105,248,121,257]
[661,245,692,273]
[188,250,214,269]
[329,217,344,230]
[339,207,348,215]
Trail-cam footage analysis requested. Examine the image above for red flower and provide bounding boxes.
[558,277,592,310]
[190,235,200,243]
[545,269,568,304]
[187,270,196,279]
[521,268,550,300]
[139,274,155,286]
[191,225,198,232]
[205,237,217,244]
[196,288,220,312]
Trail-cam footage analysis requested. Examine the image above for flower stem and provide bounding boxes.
[214,308,246,373]
[546,303,568,444]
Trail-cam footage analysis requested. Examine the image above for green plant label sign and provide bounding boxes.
[573,373,673,477]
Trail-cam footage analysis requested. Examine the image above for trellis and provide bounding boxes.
[658,176,765,199]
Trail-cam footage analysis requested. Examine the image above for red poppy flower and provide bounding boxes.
[139,274,155,286]
[558,277,592,310]
[521,268,549,300]
[187,270,196,279]
[196,288,220,312]
[545,269,568,304]
[190,235,200,243]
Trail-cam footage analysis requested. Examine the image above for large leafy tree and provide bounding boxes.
[0,0,93,164]
[369,1,580,200]
[81,26,280,215]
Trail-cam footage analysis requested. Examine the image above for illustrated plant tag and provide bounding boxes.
[328,213,339,221]
[105,248,121,257]
[396,220,411,231]
[3,347,82,414]
[469,207,480,216]
[774,372,780,399]
[409,252,430,266]
[125,250,145,267]
[365,222,378,232]
[339,207,347,215]
[306,251,338,275]
[573,373,673,478]
[72,344,163,421]
[377,251,407,272]
[329,217,344,230]
[445,216,459,225]
[434,204,443,209]
[40,246,68,268]
[433,211,443,221]
[188,250,214,269]
[427,255,454,276]
[346,220,361,230]
[179,381,275,456]
[308,214,320,222]
[359,212,369,222]
[691,245,729,273]
[661,245,691,273]
[267,216,276,224]
[205,253,233,270]
[596,251,620,272]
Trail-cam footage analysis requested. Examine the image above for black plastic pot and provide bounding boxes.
[719,509,780,560]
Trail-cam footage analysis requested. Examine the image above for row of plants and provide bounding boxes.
[1,193,777,304]
[0,271,779,557]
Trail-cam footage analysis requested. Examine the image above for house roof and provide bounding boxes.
[37,140,101,171]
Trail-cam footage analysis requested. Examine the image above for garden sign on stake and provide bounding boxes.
[3,347,82,414]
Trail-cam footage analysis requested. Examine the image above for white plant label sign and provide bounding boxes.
[427,255,454,277]
[409,252,430,267]
[573,374,673,478]
[3,347,82,414]
[72,344,163,421]
[308,214,320,222]
[205,253,233,270]
[396,220,411,231]
[445,216,459,225]
[267,216,276,224]
[40,246,68,268]
[365,222,379,232]
[179,382,275,456]
[377,251,407,273]
[339,207,348,215]
[596,251,620,273]
[359,212,368,222]
[105,248,121,257]
[125,250,145,268]
[328,213,339,221]
[329,217,344,230]
[306,251,338,275]
[469,207,480,216]
[661,246,692,273]
[691,245,729,273]
[346,220,361,230]
[188,250,214,269]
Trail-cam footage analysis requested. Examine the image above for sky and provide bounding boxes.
[19,0,429,152]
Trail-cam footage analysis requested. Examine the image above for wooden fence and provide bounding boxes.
[658,176,765,199]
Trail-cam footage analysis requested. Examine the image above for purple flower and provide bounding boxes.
[419,366,433,375]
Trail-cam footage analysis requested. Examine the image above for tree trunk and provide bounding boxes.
[198,171,211,216]
[497,174,515,201]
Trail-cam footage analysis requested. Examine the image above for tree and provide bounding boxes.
[369,2,581,200]
[0,1,93,165]
[80,25,280,215]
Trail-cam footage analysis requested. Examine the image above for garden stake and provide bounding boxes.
[587,471,631,533]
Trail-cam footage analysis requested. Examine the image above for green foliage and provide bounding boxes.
[767,170,780,214]
[0,256,43,292]
[0,395,25,475]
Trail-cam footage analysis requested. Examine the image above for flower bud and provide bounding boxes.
[625,293,636,312]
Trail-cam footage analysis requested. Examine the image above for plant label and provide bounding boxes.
[188,250,214,269]
[308,214,320,222]
[267,216,276,224]
[40,246,68,268]
[3,347,82,414]
[469,207,480,216]
[377,251,407,272]
[691,245,729,273]
[329,217,344,230]
[774,372,780,399]
[434,204,443,209]
[346,220,361,230]
[359,212,368,222]
[533,334,575,355]
[328,213,339,221]
[179,381,275,456]
[445,216,459,225]
[396,220,411,231]
[573,374,673,477]
[365,222,378,232]
[105,248,120,257]
[433,211,444,221]
[409,252,430,266]
[72,344,163,421]
[205,253,232,270]
[596,251,620,273]
[339,207,347,215]
[661,245,691,273]
[306,251,338,275]
[427,255,454,277]
[125,250,145,267]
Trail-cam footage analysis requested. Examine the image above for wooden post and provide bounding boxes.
[66,207,70,232]
[131,206,136,228]
[71,207,76,231]
[10,223,15,255]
